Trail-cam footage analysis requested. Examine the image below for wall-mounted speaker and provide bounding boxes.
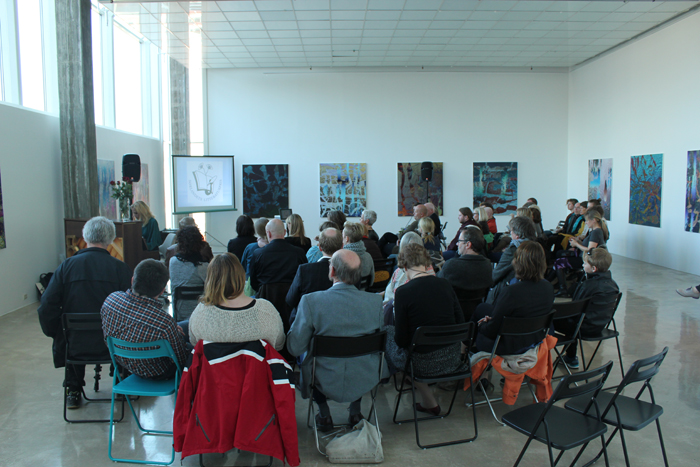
[122,154,141,182]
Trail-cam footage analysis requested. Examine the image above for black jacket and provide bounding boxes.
[572,270,620,334]
[250,239,307,292]
[285,257,333,325]
[37,248,132,367]
[227,235,257,261]
[438,254,493,291]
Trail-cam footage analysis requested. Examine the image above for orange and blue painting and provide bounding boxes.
[629,154,662,227]
[685,151,700,233]
[473,162,518,214]
[397,162,443,216]
[320,163,366,217]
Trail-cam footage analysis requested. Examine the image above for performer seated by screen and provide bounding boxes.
[132,201,161,251]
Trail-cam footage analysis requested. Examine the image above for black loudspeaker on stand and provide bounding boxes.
[122,154,141,182]
[421,162,433,204]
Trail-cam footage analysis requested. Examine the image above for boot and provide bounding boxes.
[554,268,569,297]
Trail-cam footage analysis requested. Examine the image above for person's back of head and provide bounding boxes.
[424,202,436,215]
[414,204,428,218]
[343,222,364,244]
[361,210,377,226]
[529,206,542,224]
[591,205,605,217]
[266,218,286,240]
[254,218,269,239]
[330,249,361,285]
[397,242,431,270]
[327,210,347,229]
[509,216,537,241]
[399,231,422,252]
[318,227,343,256]
[484,206,494,219]
[83,216,116,247]
[527,197,538,205]
[585,248,612,273]
[319,220,338,232]
[179,216,196,229]
[418,217,435,242]
[236,215,255,237]
[202,253,245,305]
[132,259,169,298]
[512,241,546,282]
[176,225,205,257]
[516,207,533,220]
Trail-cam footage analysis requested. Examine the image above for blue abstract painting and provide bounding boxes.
[629,154,662,227]
[319,163,367,217]
[243,164,289,218]
[588,158,613,220]
[685,151,700,232]
[97,159,116,220]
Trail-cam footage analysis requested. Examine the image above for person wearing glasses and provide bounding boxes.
[438,227,493,292]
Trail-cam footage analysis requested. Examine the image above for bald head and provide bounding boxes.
[330,249,361,285]
[425,202,435,215]
[266,218,286,240]
[413,204,428,220]
[484,207,494,219]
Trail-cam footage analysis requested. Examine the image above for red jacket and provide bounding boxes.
[174,340,300,466]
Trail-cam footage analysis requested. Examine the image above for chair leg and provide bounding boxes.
[618,425,632,467]
[656,419,670,467]
[614,336,625,379]
[512,436,536,467]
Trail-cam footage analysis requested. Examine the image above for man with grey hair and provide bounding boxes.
[38,216,132,409]
[424,202,443,239]
[360,210,379,242]
[287,249,384,430]
[488,216,537,303]
[342,222,375,287]
[164,216,213,270]
[101,259,188,380]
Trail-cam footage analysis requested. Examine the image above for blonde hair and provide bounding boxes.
[418,217,435,244]
[515,207,533,219]
[286,214,309,246]
[131,201,154,226]
[474,206,487,223]
[201,253,245,306]
[585,210,609,241]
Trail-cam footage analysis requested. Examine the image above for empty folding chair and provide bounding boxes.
[579,293,624,378]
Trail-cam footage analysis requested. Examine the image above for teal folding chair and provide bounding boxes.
[106,337,182,465]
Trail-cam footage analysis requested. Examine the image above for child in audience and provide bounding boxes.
[555,248,620,368]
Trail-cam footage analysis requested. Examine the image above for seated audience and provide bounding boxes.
[241,218,269,279]
[306,221,339,263]
[343,222,375,286]
[443,207,478,260]
[405,204,428,234]
[165,217,214,270]
[419,217,441,253]
[170,225,210,321]
[227,215,257,261]
[101,259,189,379]
[287,250,384,429]
[360,209,379,242]
[547,199,580,253]
[285,213,311,254]
[557,199,578,234]
[38,216,132,409]
[424,202,443,239]
[286,227,343,324]
[250,219,307,293]
[383,232,435,305]
[438,227,493,292]
[552,210,609,297]
[528,204,545,239]
[188,253,284,350]
[473,241,554,354]
[488,216,538,303]
[386,244,467,415]
[480,203,498,234]
[132,201,161,251]
[554,248,619,368]
[473,206,494,248]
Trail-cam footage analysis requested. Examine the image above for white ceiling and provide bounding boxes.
[102,0,700,69]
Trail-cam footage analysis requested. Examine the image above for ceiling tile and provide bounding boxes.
[475,1,518,12]
[332,29,363,37]
[298,20,331,29]
[364,20,398,29]
[396,21,432,29]
[333,0,369,10]
[201,12,227,22]
[439,0,480,11]
[501,11,540,21]
[272,38,303,46]
[242,38,273,46]
[462,20,498,30]
[434,11,471,21]
[613,2,658,14]
[651,2,700,13]
[205,22,234,31]
[268,30,301,38]
[362,29,394,37]
[636,12,679,22]
[255,1,294,11]
[247,45,277,52]
[264,21,299,30]
[331,20,364,29]
[260,11,297,21]
[301,29,331,37]
[568,12,608,22]
[468,11,505,21]
[511,1,555,12]
[525,21,561,30]
[401,10,436,21]
[230,21,266,30]
[424,29,458,37]
[224,12,262,21]
[431,21,464,29]
[236,30,269,38]
[213,39,245,46]
[393,29,427,37]
[492,21,530,30]
[293,0,331,10]
[330,10,364,20]
[217,1,257,12]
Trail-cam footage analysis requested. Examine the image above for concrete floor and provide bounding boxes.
[1,254,698,466]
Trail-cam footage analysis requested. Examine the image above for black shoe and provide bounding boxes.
[348,413,364,426]
[315,413,334,432]
[65,389,82,409]
[562,355,580,369]
[476,378,493,393]
[554,289,569,298]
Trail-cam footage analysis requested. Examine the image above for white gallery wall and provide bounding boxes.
[0,103,163,316]
[205,69,569,246]
[568,11,700,275]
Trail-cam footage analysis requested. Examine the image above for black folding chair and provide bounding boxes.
[368,257,397,293]
[502,361,614,467]
[172,285,204,321]
[357,275,372,291]
[470,311,555,425]
[551,298,590,378]
[452,287,489,322]
[580,293,624,379]
[61,313,125,423]
[307,331,386,455]
[392,323,478,449]
[565,347,669,467]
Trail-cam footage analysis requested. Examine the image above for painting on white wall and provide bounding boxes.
[588,158,613,220]
[319,163,367,217]
[473,162,518,214]
[685,151,700,233]
[97,159,117,220]
[629,154,662,227]
[132,163,150,207]
[397,162,444,216]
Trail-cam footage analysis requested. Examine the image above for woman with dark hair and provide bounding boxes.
[473,241,553,354]
[284,213,311,253]
[386,243,467,416]
[227,215,257,261]
[188,253,284,349]
[170,225,210,320]
[326,210,347,230]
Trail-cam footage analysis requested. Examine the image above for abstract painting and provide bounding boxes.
[397,162,444,216]
[473,162,518,214]
[0,166,5,249]
[132,163,150,206]
[242,164,289,218]
[588,158,613,220]
[319,163,367,217]
[685,151,700,232]
[97,159,116,220]
[629,154,662,227]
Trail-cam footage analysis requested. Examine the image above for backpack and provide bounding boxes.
[36,272,53,300]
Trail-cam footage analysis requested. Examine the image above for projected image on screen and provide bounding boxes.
[173,155,235,214]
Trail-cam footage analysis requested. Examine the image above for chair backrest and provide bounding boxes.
[106,337,182,375]
[552,298,590,321]
[357,275,372,291]
[173,285,205,302]
[499,310,555,337]
[409,322,475,351]
[159,233,176,257]
[62,313,111,362]
[372,257,397,286]
[312,331,387,358]
[551,360,614,404]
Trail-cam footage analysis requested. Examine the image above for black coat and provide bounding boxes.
[227,235,257,261]
[37,248,132,368]
[572,270,620,334]
[285,257,333,325]
[250,239,307,292]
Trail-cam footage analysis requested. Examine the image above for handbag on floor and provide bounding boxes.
[326,419,383,464]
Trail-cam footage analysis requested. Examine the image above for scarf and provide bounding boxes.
[344,241,367,256]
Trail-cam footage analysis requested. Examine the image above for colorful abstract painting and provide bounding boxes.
[473,162,518,214]
[685,151,700,232]
[397,162,444,216]
[629,154,662,227]
[97,159,117,220]
[242,164,289,218]
[588,158,613,220]
[319,163,367,217]
[132,163,150,206]
[0,166,5,249]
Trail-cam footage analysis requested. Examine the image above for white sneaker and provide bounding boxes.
[676,287,700,299]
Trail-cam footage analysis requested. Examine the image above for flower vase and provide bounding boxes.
[119,199,131,222]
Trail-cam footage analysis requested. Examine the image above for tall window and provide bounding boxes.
[113,24,142,134]
[91,7,103,125]
[16,0,45,111]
